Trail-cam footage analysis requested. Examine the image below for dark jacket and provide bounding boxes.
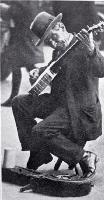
[51,43,104,142]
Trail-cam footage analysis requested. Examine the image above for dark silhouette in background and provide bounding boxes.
[53,1,98,33]
[1,1,44,106]
[52,1,103,48]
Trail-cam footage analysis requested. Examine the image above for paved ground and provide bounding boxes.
[1,49,104,200]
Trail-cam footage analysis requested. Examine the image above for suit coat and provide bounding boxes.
[51,43,104,142]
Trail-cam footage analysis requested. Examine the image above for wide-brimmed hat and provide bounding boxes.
[30,11,62,46]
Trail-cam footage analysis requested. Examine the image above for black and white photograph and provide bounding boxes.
[1,0,104,199]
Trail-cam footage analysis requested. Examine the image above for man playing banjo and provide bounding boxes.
[12,11,104,178]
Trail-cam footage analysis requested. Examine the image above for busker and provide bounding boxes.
[12,12,104,178]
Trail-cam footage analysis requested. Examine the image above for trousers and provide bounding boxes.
[12,93,85,167]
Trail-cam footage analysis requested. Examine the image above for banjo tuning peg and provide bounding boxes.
[87,25,90,30]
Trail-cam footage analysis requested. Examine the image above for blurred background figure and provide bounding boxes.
[96,1,104,50]
[0,1,44,106]
[0,3,12,54]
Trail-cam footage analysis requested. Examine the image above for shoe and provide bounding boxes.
[27,151,53,170]
[79,151,99,178]
[54,158,79,174]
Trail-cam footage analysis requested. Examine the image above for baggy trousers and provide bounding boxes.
[12,93,85,167]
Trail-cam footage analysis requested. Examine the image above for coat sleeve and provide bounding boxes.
[88,47,104,78]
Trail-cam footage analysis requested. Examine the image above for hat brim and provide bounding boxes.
[35,13,63,46]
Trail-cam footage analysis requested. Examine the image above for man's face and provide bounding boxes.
[45,22,72,50]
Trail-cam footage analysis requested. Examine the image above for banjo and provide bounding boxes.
[29,21,104,96]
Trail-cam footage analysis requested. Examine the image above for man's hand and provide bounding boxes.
[76,29,95,56]
[29,68,40,85]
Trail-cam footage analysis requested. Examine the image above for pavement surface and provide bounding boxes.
[1,49,104,200]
